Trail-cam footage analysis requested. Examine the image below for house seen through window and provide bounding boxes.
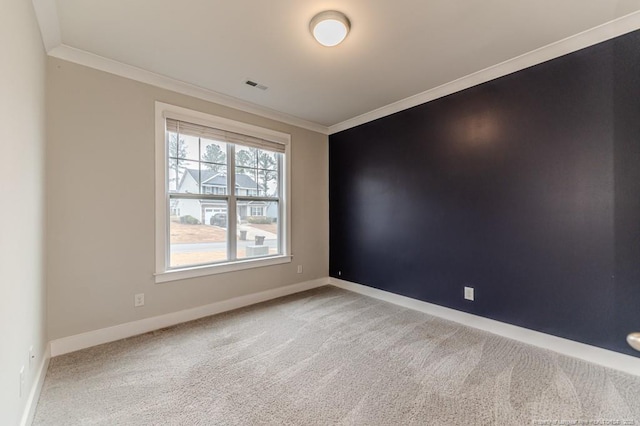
[166,117,285,269]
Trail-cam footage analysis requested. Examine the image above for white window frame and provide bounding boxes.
[250,206,264,216]
[154,102,292,283]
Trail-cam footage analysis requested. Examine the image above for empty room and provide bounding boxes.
[3,0,640,424]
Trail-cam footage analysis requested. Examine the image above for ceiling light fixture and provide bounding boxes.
[309,11,350,47]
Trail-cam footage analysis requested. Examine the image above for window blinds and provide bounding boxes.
[166,118,285,154]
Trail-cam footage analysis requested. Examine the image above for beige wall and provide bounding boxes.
[46,58,329,340]
[0,0,47,424]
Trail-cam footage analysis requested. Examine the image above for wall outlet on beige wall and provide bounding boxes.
[134,293,145,307]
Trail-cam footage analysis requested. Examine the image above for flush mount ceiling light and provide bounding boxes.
[309,10,350,47]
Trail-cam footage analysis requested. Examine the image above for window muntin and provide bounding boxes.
[235,146,280,197]
[165,118,285,270]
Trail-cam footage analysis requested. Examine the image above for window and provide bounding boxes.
[250,206,264,216]
[202,186,226,195]
[155,102,291,282]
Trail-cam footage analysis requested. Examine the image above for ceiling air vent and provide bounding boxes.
[245,80,268,91]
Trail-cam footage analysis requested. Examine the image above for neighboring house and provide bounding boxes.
[171,169,270,224]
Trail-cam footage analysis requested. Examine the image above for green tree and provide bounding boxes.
[256,151,277,196]
[202,144,226,173]
[236,148,256,169]
[168,134,187,190]
[168,134,187,162]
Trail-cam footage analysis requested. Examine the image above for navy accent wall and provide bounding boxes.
[329,30,640,356]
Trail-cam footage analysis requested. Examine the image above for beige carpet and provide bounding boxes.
[34,286,640,425]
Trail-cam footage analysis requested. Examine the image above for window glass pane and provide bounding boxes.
[167,132,179,159]
[236,168,258,196]
[201,138,227,166]
[169,199,181,218]
[237,201,279,259]
[167,158,179,192]
[236,146,257,168]
[176,160,201,194]
[236,147,279,197]
[180,134,200,161]
[201,165,227,195]
[258,170,279,197]
[256,149,278,171]
[167,131,186,193]
[170,199,228,268]
[236,166,252,176]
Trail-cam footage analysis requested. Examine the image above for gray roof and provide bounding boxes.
[186,169,216,183]
[185,169,257,188]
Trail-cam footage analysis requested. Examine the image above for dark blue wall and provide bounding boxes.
[329,30,640,356]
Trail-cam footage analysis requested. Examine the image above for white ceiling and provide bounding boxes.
[45,1,640,129]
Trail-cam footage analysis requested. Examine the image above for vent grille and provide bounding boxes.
[245,80,268,91]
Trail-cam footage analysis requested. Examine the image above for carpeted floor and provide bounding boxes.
[34,286,640,425]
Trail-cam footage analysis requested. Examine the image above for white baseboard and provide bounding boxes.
[20,344,50,426]
[47,276,640,375]
[50,278,329,357]
[330,278,640,376]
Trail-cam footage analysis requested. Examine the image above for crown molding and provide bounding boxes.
[328,10,640,135]
[48,45,330,134]
[31,0,61,52]
[31,0,329,134]
[31,0,640,136]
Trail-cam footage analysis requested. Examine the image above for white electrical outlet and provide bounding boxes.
[464,286,475,301]
[134,293,145,307]
[19,366,24,397]
[297,265,303,274]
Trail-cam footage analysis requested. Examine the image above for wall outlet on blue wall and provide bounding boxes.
[464,286,474,301]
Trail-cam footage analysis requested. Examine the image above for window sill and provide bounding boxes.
[155,255,292,283]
